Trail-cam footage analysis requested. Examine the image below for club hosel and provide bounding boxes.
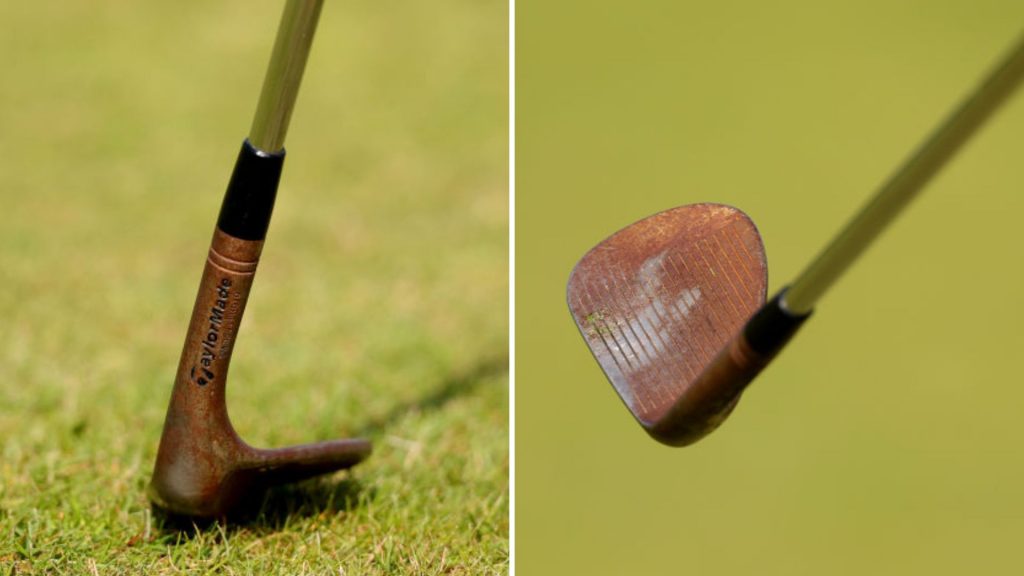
[168,137,287,402]
[648,289,811,446]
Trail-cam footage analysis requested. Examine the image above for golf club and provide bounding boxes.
[149,0,371,518]
[568,32,1024,447]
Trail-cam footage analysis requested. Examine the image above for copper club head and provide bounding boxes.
[148,227,371,519]
[149,378,371,519]
[567,203,777,446]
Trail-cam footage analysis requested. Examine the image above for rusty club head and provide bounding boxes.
[148,226,372,519]
[567,204,808,446]
[567,35,1024,447]
[149,0,370,518]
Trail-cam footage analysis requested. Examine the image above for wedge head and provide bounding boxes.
[567,203,768,445]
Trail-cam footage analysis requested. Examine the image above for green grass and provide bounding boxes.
[0,1,508,573]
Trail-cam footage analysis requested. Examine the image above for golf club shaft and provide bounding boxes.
[783,33,1024,315]
[250,0,324,154]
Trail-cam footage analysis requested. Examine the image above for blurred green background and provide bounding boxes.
[0,1,506,573]
[517,1,1024,575]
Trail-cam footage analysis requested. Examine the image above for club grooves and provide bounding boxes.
[567,204,768,435]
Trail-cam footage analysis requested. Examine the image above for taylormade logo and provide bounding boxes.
[191,277,232,386]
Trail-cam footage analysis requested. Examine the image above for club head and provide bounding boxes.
[149,229,371,519]
[149,384,371,518]
[567,203,770,446]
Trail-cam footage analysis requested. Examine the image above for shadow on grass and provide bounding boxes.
[353,353,508,438]
[153,476,370,537]
[155,353,508,539]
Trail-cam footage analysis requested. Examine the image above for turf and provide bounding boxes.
[0,1,508,574]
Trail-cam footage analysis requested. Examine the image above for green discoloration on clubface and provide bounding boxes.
[584,309,613,337]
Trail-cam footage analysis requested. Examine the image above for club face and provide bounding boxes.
[567,203,768,437]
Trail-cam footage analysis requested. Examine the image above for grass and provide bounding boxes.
[0,1,508,573]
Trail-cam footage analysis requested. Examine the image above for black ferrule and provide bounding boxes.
[216,139,286,241]
[743,288,812,356]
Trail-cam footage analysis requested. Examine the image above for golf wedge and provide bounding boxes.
[569,32,1024,447]
[149,0,371,518]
